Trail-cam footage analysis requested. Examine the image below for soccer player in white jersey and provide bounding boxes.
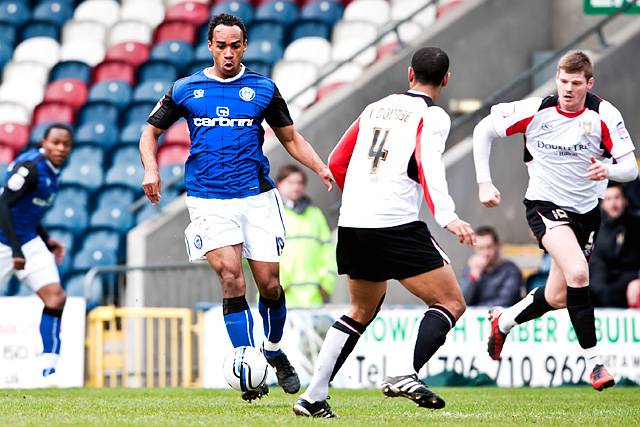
[293,47,476,418]
[473,51,638,391]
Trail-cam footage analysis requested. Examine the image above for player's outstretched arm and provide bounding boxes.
[139,124,165,205]
[473,116,501,208]
[586,153,638,182]
[273,125,334,191]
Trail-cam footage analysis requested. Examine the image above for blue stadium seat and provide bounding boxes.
[49,60,91,83]
[249,21,285,45]
[33,0,73,26]
[64,272,103,308]
[75,120,119,149]
[72,246,118,271]
[78,101,119,127]
[43,184,90,234]
[14,282,35,296]
[20,19,60,41]
[59,145,104,190]
[301,0,343,25]
[133,80,171,103]
[194,42,210,62]
[0,22,16,47]
[88,81,132,110]
[124,101,155,126]
[150,41,194,70]
[0,42,12,70]
[243,39,283,66]
[186,60,210,76]
[0,1,30,27]
[29,122,51,144]
[48,226,75,278]
[119,121,146,146]
[255,1,298,26]
[137,60,178,83]
[289,19,331,41]
[105,146,144,190]
[81,228,122,252]
[135,186,180,224]
[160,163,184,188]
[89,185,136,232]
[211,1,253,30]
[244,61,271,76]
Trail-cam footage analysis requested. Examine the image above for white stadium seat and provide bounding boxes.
[283,37,332,69]
[108,20,153,46]
[164,0,208,5]
[391,0,436,25]
[62,20,107,46]
[13,37,60,69]
[272,60,318,109]
[60,41,106,66]
[321,61,364,86]
[0,102,31,125]
[331,21,378,67]
[2,61,49,88]
[343,0,390,27]
[120,0,165,28]
[74,0,121,28]
[0,82,45,111]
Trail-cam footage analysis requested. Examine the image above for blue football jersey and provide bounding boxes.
[0,149,59,247]
[148,65,293,199]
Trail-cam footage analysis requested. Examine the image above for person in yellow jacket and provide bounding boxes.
[276,165,337,307]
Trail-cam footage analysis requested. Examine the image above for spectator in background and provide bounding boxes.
[590,183,640,307]
[276,165,336,307]
[460,226,522,307]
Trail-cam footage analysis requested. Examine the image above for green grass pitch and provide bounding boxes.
[1,387,638,426]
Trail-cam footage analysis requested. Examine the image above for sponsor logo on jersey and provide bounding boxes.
[536,140,589,157]
[216,106,229,117]
[239,86,255,101]
[193,107,253,127]
[541,123,553,131]
[32,194,55,207]
[194,235,203,250]
[193,89,204,98]
[617,121,630,140]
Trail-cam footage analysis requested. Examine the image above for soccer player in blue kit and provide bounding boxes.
[0,123,72,377]
[139,14,334,401]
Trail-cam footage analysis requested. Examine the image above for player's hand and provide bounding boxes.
[12,257,25,270]
[478,182,501,207]
[142,169,161,205]
[317,166,335,192]
[586,157,608,181]
[445,219,476,247]
[47,238,66,264]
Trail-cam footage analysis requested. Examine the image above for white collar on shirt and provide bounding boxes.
[203,64,246,83]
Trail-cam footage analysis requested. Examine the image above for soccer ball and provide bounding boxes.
[222,346,268,392]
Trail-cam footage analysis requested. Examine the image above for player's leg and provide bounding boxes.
[295,278,387,417]
[35,283,66,376]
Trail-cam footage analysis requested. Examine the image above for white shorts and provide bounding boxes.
[184,189,286,263]
[0,237,60,292]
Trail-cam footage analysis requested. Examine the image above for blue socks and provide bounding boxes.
[259,289,287,357]
[223,296,254,347]
[40,306,63,354]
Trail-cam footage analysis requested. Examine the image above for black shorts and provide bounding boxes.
[336,221,448,282]
[524,199,601,260]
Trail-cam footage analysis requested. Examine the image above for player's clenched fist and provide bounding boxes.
[445,219,476,247]
[142,169,161,205]
[478,182,501,208]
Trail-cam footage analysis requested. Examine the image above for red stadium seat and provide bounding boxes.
[316,82,344,101]
[154,20,197,45]
[44,79,89,111]
[436,0,463,17]
[163,120,190,146]
[0,144,15,164]
[165,2,209,26]
[105,42,150,68]
[0,123,29,151]
[32,102,75,127]
[93,60,136,85]
[158,143,189,166]
[377,40,399,61]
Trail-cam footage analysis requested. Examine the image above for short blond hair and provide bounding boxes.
[557,51,593,80]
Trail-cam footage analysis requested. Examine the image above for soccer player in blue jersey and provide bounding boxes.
[0,123,73,377]
[139,13,334,401]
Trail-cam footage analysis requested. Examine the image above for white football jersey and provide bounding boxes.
[488,93,635,213]
[329,91,459,228]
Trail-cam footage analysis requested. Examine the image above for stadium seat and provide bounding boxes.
[31,102,74,127]
[93,61,136,85]
[20,19,60,41]
[43,78,88,110]
[107,19,152,47]
[123,101,155,126]
[61,19,107,46]
[48,226,75,278]
[436,0,463,18]
[132,80,171,103]
[243,39,283,66]
[193,42,211,62]
[90,185,137,232]
[64,273,103,307]
[0,144,13,165]
[0,81,44,110]
[249,21,285,45]
[42,184,90,233]
[0,22,16,48]
[137,59,178,83]
[119,121,146,145]
[105,146,144,189]
[165,1,208,26]
[254,1,299,26]
[120,0,165,28]
[0,0,30,26]
[28,122,52,144]
[81,227,121,252]
[154,19,196,44]
[210,1,253,29]
[343,0,389,26]
[289,19,331,41]
[78,100,119,125]
[300,0,344,26]
[273,60,317,108]
[186,59,211,76]
[159,162,184,186]
[0,102,29,124]
[74,0,120,28]
[244,61,270,76]
[60,41,105,66]
[320,60,363,86]
[59,145,104,190]
[2,60,49,88]
[33,0,73,26]
[13,37,60,69]
[390,0,435,24]
[150,41,194,70]
[105,41,150,68]
[0,43,11,71]
[331,20,377,66]
[49,60,92,84]
[163,120,189,146]
[88,81,132,109]
[0,123,28,151]
[74,120,118,149]
[158,143,188,166]
[283,36,331,67]
[72,246,118,271]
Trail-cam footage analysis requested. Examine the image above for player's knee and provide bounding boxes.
[348,305,378,325]
[218,270,244,296]
[447,298,466,320]
[43,285,66,309]
[565,264,589,287]
[258,284,281,300]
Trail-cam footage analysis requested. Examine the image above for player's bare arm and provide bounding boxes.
[273,125,335,191]
[473,116,502,208]
[444,219,476,247]
[139,124,165,205]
